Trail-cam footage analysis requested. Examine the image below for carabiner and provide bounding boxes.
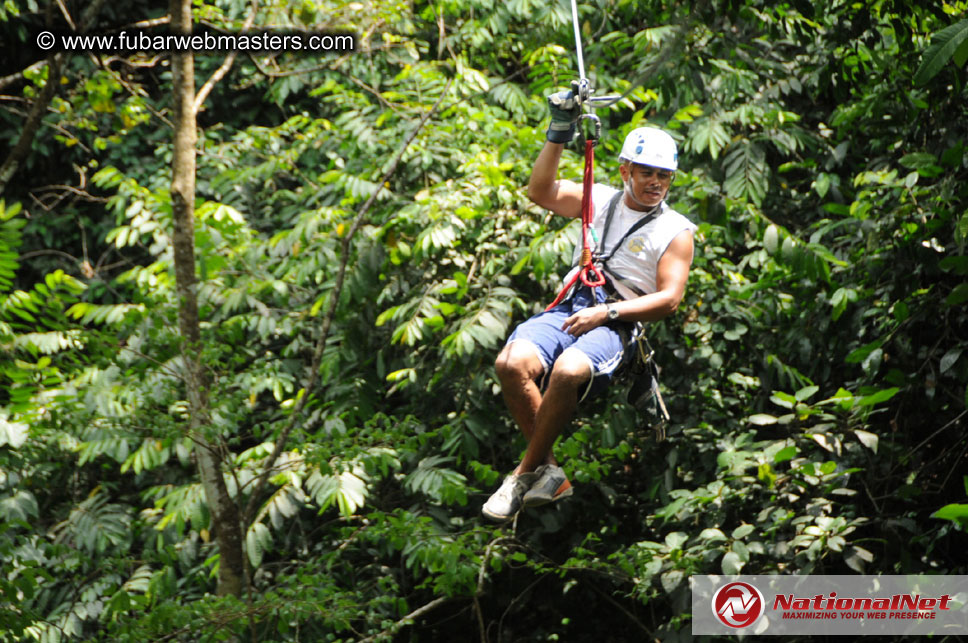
[580,113,601,143]
[571,78,591,105]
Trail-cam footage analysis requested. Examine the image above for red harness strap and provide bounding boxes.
[545,137,606,311]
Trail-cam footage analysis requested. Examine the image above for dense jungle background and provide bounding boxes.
[1,0,967,640]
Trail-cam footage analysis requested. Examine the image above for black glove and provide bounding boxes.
[546,88,581,144]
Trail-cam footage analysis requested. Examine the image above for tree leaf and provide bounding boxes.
[0,416,28,448]
[845,338,884,364]
[857,387,899,407]
[0,490,39,521]
[914,19,968,86]
[814,172,831,198]
[949,283,968,307]
[689,116,731,159]
[770,391,797,409]
[932,504,968,528]
[246,522,272,568]
[843,545,874,572]
[810,433,836,453]
[665,531,689,549]
[899,152,938,169]
[731,524,754,539]
[956,34,968,67]
[660,569,685,594]
[764,224,779,254]
[723,141,769,205]
[700,528,727,542]
[748,413,778,425]
[721,551,744,575]
[854,430,879,453]
[940,348,962,374]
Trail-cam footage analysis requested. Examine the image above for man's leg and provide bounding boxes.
[484,304,614,520]
[494,340,545,445]
[514,321,624,507]
[484,340,560,522]
[516,347,590,473]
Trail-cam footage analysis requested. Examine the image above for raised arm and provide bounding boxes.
[527,140,584,219]
[527,88,586,219]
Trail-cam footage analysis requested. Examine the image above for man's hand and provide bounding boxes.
[546,89,581,144]
[561,304,607,336]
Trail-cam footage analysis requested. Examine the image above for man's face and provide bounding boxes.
[620,162,673,210]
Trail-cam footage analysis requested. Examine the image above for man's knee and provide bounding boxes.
[548,348,593,389]
[495,341,544,382]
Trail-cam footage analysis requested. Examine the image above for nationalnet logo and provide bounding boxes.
[712,581,765,628]
[772,591,954,621]
[695,576,968,635]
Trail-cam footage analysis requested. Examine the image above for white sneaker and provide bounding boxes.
[482,472,538,522]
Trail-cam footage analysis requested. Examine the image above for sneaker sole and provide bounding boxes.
[481,507,518,522]
[522,485,573,508]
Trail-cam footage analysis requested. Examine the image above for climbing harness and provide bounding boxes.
[621,333,670,438]
[596,192,660,298]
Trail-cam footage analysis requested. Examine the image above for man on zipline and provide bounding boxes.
[482,89,697,522]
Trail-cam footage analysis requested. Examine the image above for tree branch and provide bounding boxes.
[76,0,110,37]
[245,39,401,78]
[194,0,259,113]
[586,582,655,639]
[55,0,76,30]
[355,596,451,643]
[0,54,64,193]
[0,61,45,92]
[243,76,454,525]
[0,0,108,192]
[475,537,516,643]
[98,57,174,129]
[118,16,171,30]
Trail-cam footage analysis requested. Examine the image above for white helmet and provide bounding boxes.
[619,127,678,171]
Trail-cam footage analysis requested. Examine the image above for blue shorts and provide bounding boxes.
[506,286,629,402]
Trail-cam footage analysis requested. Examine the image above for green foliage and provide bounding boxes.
[0,201,24,292]
[914,18,968,85]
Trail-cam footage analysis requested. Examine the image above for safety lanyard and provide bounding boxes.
[545,133,607,311]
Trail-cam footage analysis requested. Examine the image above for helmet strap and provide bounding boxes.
[622,179,662,214]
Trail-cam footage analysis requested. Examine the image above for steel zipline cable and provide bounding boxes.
[566,0,691,111]
[570,0,587,81]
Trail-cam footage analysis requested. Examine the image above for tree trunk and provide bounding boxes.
[169,0,245,598]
